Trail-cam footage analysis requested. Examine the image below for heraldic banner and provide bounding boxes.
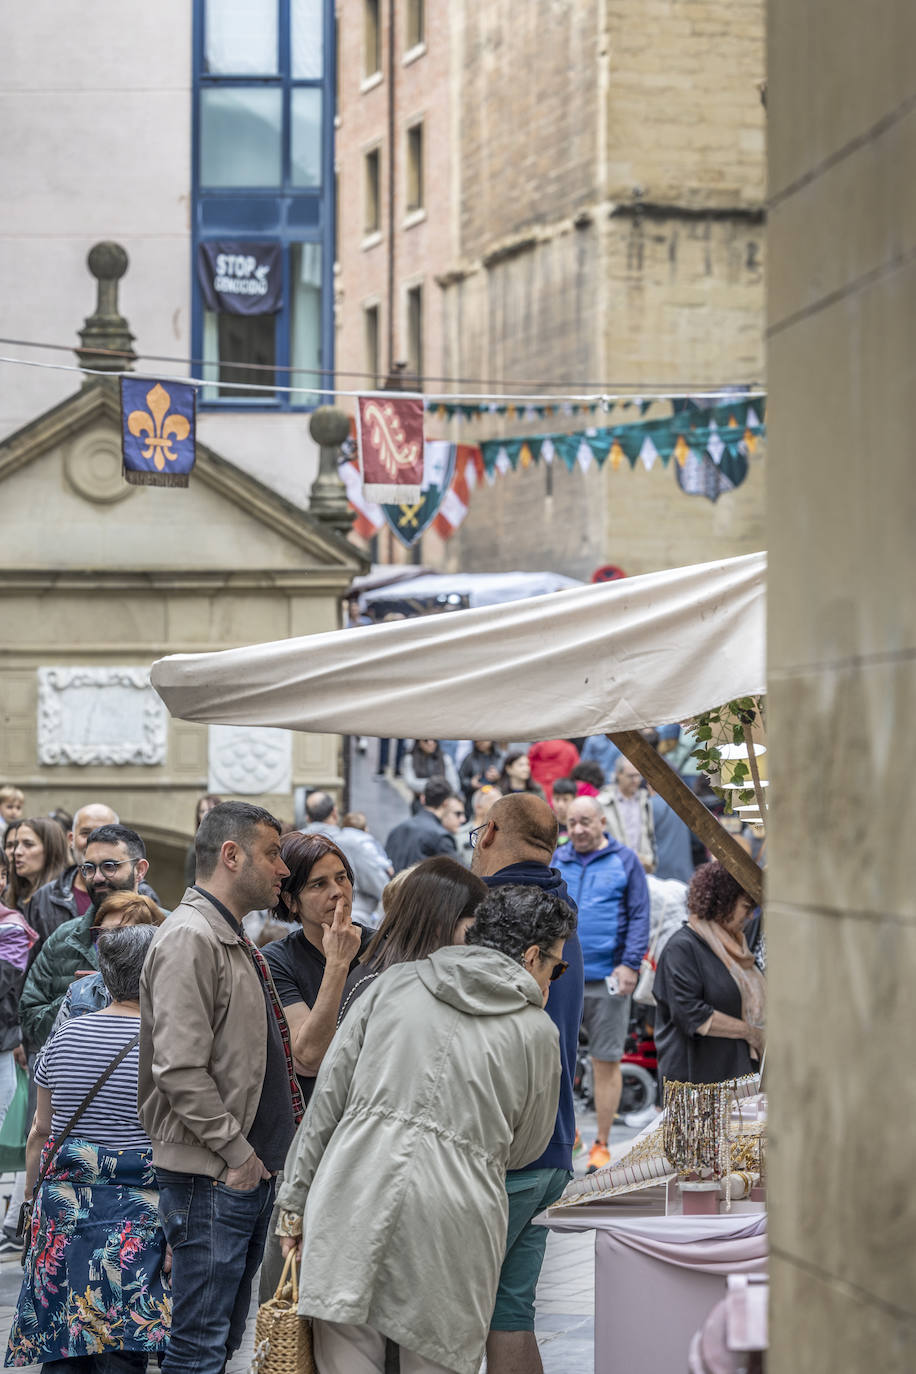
[120,377,197,488]
[356,394,424,503]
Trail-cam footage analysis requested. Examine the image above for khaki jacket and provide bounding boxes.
[277,945,560,1374]
[138,887,270,1178]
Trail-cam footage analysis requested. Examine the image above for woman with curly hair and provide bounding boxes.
[274,885,572,1374]
[652,860,765,1085]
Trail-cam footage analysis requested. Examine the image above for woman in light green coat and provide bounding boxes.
[276,885,573,1374]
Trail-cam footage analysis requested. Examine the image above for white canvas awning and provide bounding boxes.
[150,551,766,740]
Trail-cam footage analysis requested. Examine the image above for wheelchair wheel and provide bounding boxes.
[619,1063,657,1116]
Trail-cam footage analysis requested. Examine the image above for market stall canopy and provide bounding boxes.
[150,551,766,741]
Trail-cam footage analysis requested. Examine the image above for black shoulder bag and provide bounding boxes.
[17,1029,141,1263]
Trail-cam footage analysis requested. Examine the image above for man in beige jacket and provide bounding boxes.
[139,802,302,1374]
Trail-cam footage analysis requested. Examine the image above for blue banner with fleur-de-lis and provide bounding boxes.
[120,377,197,487]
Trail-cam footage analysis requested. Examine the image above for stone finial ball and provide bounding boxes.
[309,406,351,447]
[87,242,129,281]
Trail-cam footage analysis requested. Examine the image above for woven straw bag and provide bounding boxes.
[252,1249,315,1374]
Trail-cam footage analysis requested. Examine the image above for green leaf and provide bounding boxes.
[695,725,713,741]
[732,724,745,744]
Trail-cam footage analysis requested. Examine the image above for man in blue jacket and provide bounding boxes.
[553,795,650,1173]
[471,792,583,1374]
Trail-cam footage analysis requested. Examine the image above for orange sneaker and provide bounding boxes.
[586,1140,610,1173]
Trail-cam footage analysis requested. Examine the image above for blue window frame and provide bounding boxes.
[192,0,335,410]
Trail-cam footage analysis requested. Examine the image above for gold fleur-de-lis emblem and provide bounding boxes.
[364,401,421,478]
[127,384,191,471]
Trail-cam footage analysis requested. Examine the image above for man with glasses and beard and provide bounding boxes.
[27,803,162,945]
[19,824,158,1051]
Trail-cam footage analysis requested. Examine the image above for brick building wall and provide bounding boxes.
[335,0,453,396]
[336,0,766,576]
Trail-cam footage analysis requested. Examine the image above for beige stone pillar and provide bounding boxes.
[767,5,916,1368]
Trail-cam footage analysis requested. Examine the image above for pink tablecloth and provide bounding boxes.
[543,1210,768,1374]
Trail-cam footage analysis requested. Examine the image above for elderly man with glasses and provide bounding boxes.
[19,824,163,1051]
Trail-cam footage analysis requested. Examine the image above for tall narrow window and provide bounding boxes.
[406,122,424,212]
[406,0,425,50]
[364,304,380,388]
[364,0,381,77]
[195,0,332,409]
[406,285,423,380]
[364,148,381,234]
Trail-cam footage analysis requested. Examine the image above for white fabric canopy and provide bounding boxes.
[150,552,766,740]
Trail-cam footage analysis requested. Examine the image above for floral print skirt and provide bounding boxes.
[5,1138,171,1366]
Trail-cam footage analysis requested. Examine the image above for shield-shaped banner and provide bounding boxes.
[120,377,196,488]
[382,441,459,547]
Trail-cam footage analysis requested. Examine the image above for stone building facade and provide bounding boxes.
[0,371,363,906]
[335,0,766,576]
[767,1,916,1366]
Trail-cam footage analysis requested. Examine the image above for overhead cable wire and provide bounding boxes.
[0,334,766,399]
[0,350,767,408]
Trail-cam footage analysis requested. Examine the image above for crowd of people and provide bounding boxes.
[0,731,766,1374]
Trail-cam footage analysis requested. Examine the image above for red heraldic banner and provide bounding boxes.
[356,395,425,503]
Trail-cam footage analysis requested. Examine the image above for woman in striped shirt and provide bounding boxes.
[6,926,170,1373]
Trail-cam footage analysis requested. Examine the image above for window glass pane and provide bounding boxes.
[406,0,424,49]
[202,309,277,400]
[291,88,323,187]
[205,0,278,74]
[200,87,282,187]
[291,0,324,79]
[291,244,323,404]
[364,0,381,77]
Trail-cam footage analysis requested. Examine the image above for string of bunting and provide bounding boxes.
[478,399,765,478]
[347,397,766,541]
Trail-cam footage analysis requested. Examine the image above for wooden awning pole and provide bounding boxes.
[607,730,764,907]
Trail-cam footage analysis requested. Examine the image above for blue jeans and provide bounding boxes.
[155,1170,276,1374]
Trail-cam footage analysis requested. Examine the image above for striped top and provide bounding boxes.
[35,1012,149,1150]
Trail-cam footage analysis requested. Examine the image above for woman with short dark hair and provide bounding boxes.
[262,833,369,1106]
[275,884,573,1374]
[7,924,169,1372]
[653,861,765,1085]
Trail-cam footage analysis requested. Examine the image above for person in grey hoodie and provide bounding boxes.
[275,885,572,1374]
